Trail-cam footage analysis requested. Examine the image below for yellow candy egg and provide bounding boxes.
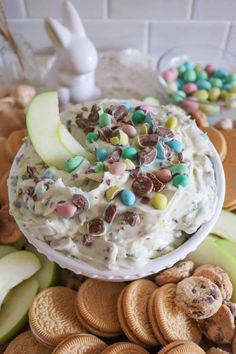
[165,116,178,131]
[193,89,209,101]
[110,136,120,145]
[151,193,168,209]
[168,82,178,92]
[105,186,122,201]
[139,123,149,135]
[220,90,228,100]
[230,86,236,93]
[124,159,136,171]
[208,87,221,101]
[119,130,129,146]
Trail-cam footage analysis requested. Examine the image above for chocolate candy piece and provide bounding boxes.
[138,147,157,165]
[83,234,93,246]
[122,211,140,227]
[156,169,172,183]
[98,127,113,141]
[72,194,89,211]
[132,175,153,197]
[107,148,122,164]
[88,104,101,122]
[104,204,117,224]
[114,105,128,121]
[147,173,164,192]
[88,218,105,236]
[156,126,174,139]
[138,134,159,147]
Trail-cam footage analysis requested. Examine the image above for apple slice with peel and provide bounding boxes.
[211,209,236,243]
[0,245,16,259]
[0,277,39,344]
[0,251,41,308]
[25,243,59,291]
[188,236,236,301]
[26,91,73,169]
[57,124,96,163]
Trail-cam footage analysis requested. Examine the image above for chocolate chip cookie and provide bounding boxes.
[155,261,194,286]
[199,304,235,344]
[175,276,222,320]
[194,264,233,300]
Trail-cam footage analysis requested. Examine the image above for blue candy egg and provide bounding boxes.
[122,101,132,111]
[222,83,232,91]
[196,80,212,90]
[42,169,54,179]
[176,79,184,90]
[120,190,136,206]
[214,68,228,79]
[166,139,184,153]
[156,142,166,160]
[96,148,109,161]
[184,61,194,71]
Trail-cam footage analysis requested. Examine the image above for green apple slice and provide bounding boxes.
[0,245,16,259]
[0,251,41,308]
[188,237,236,301]
[0,277,39,344]
[57,124,96,163]
[26,91,73,169]
[211,209,236,243]
[25,244,59,290]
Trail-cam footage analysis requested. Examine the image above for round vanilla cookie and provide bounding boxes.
[147,289,167,346]
[194,264,233,300]
[101,342,149,354]
[201,127,227,162]
[155,261,194,286]
[159,341,205,354]
[75,279,125,337]
[52,334,107,354]
[4,331,51,354]
[175,276,223,320]
[199,304,235,344]
[207,347,231,354]
[158,340,191,354]
[29,287,85,348]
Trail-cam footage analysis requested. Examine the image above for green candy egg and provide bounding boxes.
[183,70,197,82]
[209,77,223,88]
[196,70,208,81]
[64,156,85,173]
[208,87,221,101]
[170,163,188,175]
[194,64,203,73]
[172,174,189,188]
[86,132,99,143]
[199,103,220,115]
[121,147,137,160]
[99,113,112,128]
[178,65,186,75]
[193,89,209,101]
[132,109,145,125]
[225,74,236,83]
[172,90,186,103]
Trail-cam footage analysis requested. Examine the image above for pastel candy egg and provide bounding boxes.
[176,79,184,89]
[120,190,136,206]
[172,90,186,103]
[119,130,129,146]
[64,156,84,173]
[183,70,197,82]
[184,61,194,71]
[140,123,149,135]
[170,163,189,175]
[172,174,189,188]
[168,82,178,92]
[143,96,160,106]
[121,146,137,160]
[194,64,203,72]
[215,117,233,130]
[96,148,109,161]
[220,90,228,100]
[166,139,183,153]
[209,78,223,88]
[199,103,220,115]
[222,83,232,91]
[230,86,236,93]
[162,68,178,82]
[132,109,145,124]
[105,186,122,201]
[99,113,111,128]
[178,65,186,75]
[214,68,228,79]
[109,161,126,175]
[139,104,157,113]
[151,193,168,210]
[208,87,221,101]
[205,64,215,76]
[196,80,212,90]
[124,159,136,171]
[183,83,198,95]
[196,70,208,81]
[225,74,236,84]
[193,89,209,101]
[156,169,172,183]
[121,101,132,110]
[86,132,99,143]
[122,124,137,138]
[181,97,199,111]
[165,116,178,130]
[56,202,77,218]
[42,168,54,179]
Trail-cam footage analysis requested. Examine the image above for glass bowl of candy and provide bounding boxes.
[157,45,236,117]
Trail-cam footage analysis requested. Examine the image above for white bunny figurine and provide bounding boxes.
[44,0,100,107]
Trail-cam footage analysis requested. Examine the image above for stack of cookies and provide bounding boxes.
[190,110,236,212]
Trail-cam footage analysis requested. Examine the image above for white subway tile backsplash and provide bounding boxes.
[149,21,229,57]
[193,0,236,20]
[25,0,104,19]
[109,0,190,20]
[2,0,26,18]
[226,23,236,54]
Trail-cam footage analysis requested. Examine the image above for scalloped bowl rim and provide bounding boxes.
[9,141,225,281]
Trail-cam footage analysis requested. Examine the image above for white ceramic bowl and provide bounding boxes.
[9,141,225,281]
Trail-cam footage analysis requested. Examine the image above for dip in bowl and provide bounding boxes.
[8,94,225,280]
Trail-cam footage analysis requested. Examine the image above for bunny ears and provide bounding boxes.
[44,0,86,48]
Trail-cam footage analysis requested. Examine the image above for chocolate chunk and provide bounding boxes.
[75,115,93,132]
[81,106,89,112]
[87,104,100,123]
[88,218,105,236]
[83,234,93,246]
[122,211,140,227]
[141,196,150,204]
[156,126,175,139]
[178,152,184,162]
[104,204,117,224]
[138,147,157,165]
[72,194,89,211]
[113,105,128,121]
[107,148,122,164]
[22,166,38,180]
[130,167,141,178]
[132,175,153,197]
[146,173,164,192]
[139,134,159,147]
[98,126,113,141]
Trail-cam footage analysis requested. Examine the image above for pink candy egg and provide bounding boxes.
[182,97,199,111]
[56,202,77,218]
[156,169,172,183]
[139,104,156,114]
[183,83,198,95]
[205,64,215,76]
[109,161,126,175]
[162,68,178,83]
[122,124,137,138]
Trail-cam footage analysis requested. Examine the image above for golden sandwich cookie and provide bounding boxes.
[4,331,51,354]
[4,129,26,160]
[158,341,206,354]
[0,205,21,244]
[202,126,227,162]
[52,334,107,354]
[101,342,149,354]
